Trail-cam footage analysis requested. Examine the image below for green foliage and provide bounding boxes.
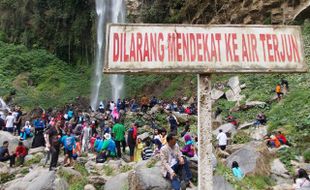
[0,173,15,184]
[303,149,310,163]
[103,165,114,176]
[216,162,275,190]
[20,168,29,175]
[277,147,298,173]
[25,154,43,166]
[74,163,89,176]
[146,158,157,168]
[232,131,251,144]
[58,167,87,190]
[120,165,133,173]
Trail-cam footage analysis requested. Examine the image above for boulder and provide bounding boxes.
[245,101,267,107]
[250,125,268,141]
[77,157,89,164]
[226,142,270,175]
[211,89,224,100]
[54,178,69,190]
[149,105,163,115]
[212,123,236,136]
[137,132,150,141]
[104,172,129,190]
[226,144,245,154]
[4,167,55,190]
[271,159,289,178]
[238,122,254,130]
[0,131,22,153]
[88,176,107,185]
[28,147,45,155]
[213,175,234,190]
[272,183,294,190]
[225,89,245,102]
[172,111,190,124]
[227,76,239,89]
[84,184,96,190]
[59,167,82,178]
[0,162,9,174]
[128,166,171,190]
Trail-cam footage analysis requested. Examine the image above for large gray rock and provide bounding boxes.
[149,105,163,115]
[128,166,171,190]
[227,76,239,90]
[60,167,82,177]
[84,184,96,190]
[213,175,234,190]
[250,125,268,140]
[54,178,69,190]
[4,167,55,190]
[0,131,21,153]
[137,132,150,141]
[271,159,289,178]
[226,142,269,175]
[211,88,224,100]
[0,162,10,174]
[28,147,45,155]
[213,123,236,136]
[104,172,129,190]
[88,176,107,185]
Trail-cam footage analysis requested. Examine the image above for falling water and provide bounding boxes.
[90,0,125,110]
[109,0,125,102]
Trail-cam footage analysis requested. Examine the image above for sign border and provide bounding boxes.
[104,23,308,74]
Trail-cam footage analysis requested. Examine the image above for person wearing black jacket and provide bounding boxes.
[0,141,15,167]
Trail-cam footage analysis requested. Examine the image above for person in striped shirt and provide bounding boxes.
[142,141,153,160]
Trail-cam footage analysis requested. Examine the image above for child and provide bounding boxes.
[181,134,196,158]
[134,138,143,162]
[72,138,81,160]
[15,141,27,166]
[232,161,244,180]
[61,130,76,167]
[142,141,153,160]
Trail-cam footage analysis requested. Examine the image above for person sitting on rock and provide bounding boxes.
[276,131,288,145]
[294,168,310,189]
[160,128,168,146]
[15,141,27,166]
[231,161,244,180]
[142,140,153,160]
[96,133,116,163]
[226,115,238,126]
[266,134,281,148]
[254,112,267,127]
[0,141,15,167]
[160,133,193,190]
[181,134,196,158]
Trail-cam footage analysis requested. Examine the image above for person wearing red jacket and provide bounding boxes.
[15,141,27,165]
[276,131,287,145]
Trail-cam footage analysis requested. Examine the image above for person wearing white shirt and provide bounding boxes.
[5,112,15,133]
[216,129,227,150]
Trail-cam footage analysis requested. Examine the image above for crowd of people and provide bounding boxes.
[1,87,309,189]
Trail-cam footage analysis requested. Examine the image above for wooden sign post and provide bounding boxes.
[103,24,307,190]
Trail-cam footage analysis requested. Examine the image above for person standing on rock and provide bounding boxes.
[5,112,15,133]
[81,122,91,153]
[167,112,179,135]
[112,119,126,158]
[160,134,192,190]
[61,129,76,167]
[216,129,227,150]
[127,123,137,162]
[47,120,62,171]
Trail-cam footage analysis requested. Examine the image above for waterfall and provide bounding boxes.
[90,0,125,110]
[0,97,9,112]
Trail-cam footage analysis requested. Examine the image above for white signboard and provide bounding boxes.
[104,24,307,73]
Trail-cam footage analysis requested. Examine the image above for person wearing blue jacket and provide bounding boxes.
[232,161,245,180]
[61,130,76,167]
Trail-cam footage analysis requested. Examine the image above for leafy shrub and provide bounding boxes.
[146,159,157,168]
[120,165,133,173]
[303,149,310,163]
[232,131,251,144]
